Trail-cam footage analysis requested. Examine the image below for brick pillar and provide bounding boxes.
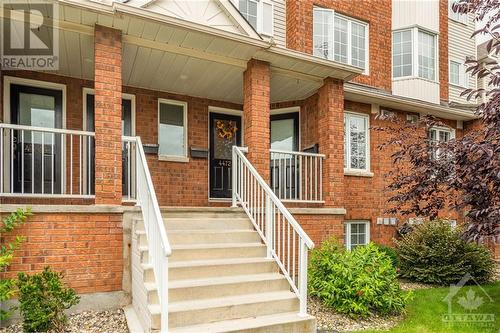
[243,59,271,182]
[94,25,122,205]
[317,78,344,208]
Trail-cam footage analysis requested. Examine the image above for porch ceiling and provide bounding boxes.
[2,0,361,104]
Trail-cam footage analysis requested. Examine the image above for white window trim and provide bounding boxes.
[158,98,189,163]
[449,59,468,88]
[344,111,371,174]
[429,126,455,159]
[392,27,438,82]
[236,0,274,37]
[313,7,370,74]
[345,220,370,250]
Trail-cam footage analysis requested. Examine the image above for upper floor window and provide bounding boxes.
[448,0,468,24]
[158,99,188,161]
[392,28,437,81]
[237,0,273,36]
[449,60,468,87]
[313,7,369,71]
[344,112,370,172]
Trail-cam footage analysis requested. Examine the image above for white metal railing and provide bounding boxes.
[232,146,314,315]
[133,136,171,333]
[270,149,325,203]
[122,136,137,201]
[0,123,95,198]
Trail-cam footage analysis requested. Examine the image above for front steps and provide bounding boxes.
[131,208,315,333]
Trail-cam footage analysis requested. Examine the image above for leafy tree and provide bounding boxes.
[0,208,32,320]
[376,0,499,243]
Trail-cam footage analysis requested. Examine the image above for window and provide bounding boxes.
[344,112,369,172]
[418,30,436,80]
[392,28,437,81]
[237,0,273,36]
[448,0,468,24]
[313,7,369,71]
[428,127,454,159]
[345,221,370,250]
[449,60,468,87]
[392,30,413,78]
[158,99,187,159]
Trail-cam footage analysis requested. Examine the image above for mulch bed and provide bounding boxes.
[0,309,129,333]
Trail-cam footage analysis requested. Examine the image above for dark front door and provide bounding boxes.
[86,94,132,196]
[10,84,63,194]
[209,113,241,199]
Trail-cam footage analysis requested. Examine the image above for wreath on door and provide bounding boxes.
[216,120,238,140]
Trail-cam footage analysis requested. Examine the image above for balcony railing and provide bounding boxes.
[270,149,325,203]
[0,123,95,198]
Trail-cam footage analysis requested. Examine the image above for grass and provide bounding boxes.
[362,281,500,333]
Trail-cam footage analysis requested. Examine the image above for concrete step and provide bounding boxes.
[169,258,278,281]
[169,229,261,245]
[170,243,267,262]
[168,291,299,328]
[161,207,247,219]
[169,312,316,333]
[169,273,290,302]
[165,218,253,231]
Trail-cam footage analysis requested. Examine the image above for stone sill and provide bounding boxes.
[0,204,140,214]
[344,169,375,178]
[288,207,346,215]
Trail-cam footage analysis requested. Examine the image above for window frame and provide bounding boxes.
[344,220,370,250]
[449,59,468,88]
[448,0,468,24]
[312,6,370,74]
[344,111,370,173]
[237,0,274,37]
[428,126,455,159]
[392,27,438,82]
[157,98,189,162]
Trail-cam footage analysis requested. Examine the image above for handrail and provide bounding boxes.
[270,148,325,158]
[0,123,95,136]
[232,146,314,315]
[134,136,171,332]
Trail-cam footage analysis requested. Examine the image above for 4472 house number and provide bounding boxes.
[217,160,231,167]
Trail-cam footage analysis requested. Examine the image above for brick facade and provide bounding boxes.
[94,25,123,205]
[243,59,271,182]
[0,212,123,293]
[286,0,393,92]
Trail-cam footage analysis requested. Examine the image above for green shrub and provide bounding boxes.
[309,239,411,318]
[17,267,80,333]
[0,208,31,321]
[375,244,400,268]
[396,219,494,285]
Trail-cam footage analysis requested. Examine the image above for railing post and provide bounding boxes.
[265,194,273,259]
[299,239,308,316]
[232,147,237,207]
[161,256,169,333]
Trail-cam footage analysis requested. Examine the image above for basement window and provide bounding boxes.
[345,221,370,250]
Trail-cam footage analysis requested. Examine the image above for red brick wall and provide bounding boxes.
[243,59,271,182]
[124,85,242,206]
[0,212,123,293]
[94,25,123,205]
[295,214,344,245]
[286,0,392,91]
[439,0,449,102]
